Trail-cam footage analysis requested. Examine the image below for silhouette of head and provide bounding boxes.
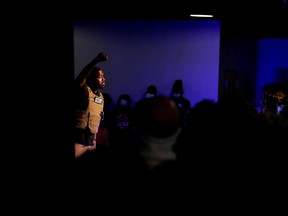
[117,94,131,107]
[145,85,157,98]
[134,96,180,138]
[171,79,184,97]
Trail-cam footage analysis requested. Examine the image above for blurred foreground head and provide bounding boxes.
[134,95,181,138]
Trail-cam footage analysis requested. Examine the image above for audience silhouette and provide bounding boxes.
[143,84,158,99]
[169,79,191,128]
[110,94,134,152]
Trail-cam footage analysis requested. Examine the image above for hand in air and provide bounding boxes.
[96,52,108,62]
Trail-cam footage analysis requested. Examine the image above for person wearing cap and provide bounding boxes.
[169,79,191,128]
[144,84,158,99]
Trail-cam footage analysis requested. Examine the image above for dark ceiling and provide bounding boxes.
[70,0,288,37]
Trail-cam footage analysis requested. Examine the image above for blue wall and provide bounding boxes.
[74,19,220,106]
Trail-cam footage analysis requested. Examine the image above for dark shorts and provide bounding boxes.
[72,127,95,146]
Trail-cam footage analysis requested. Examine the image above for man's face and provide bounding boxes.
[96,70,105,89]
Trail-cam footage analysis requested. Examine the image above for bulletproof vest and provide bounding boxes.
[74,86,104,135]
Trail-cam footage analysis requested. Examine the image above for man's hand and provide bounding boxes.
[87,140,96,151]
[96,52,108,62]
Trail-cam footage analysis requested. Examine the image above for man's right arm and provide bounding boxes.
[75,52,108,87]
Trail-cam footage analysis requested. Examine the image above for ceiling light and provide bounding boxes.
[190,14,213,18]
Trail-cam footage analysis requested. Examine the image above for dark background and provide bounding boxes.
[7,0,287,163]
[3,1,286,206]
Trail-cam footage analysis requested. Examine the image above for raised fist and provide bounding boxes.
[96,52,108,62]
